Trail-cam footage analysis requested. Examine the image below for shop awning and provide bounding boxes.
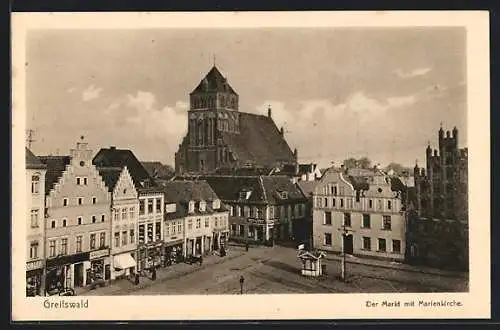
[113,253,136,270]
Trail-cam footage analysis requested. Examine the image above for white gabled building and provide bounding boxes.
[312,166,407,261]
[98,166,139,280]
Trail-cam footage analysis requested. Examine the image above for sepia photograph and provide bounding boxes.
[11,11,490,320]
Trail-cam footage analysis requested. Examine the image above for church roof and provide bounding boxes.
[38,155,71,195]
[191,66,237,95]
[221,112,296,169]
[93,147,157,190]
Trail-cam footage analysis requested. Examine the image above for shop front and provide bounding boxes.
[86,248,110,285]
[212,230,229,250]
[26,260,44,297]
[138,242,164,272]
[112,251,137,280]
[45,252,89,295]
[248,218,266,243]
[204,235,212,255]
[164,239,184,266]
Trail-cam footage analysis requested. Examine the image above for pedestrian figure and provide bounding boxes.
[239,275,245,294]
[135,273,140,285]
[199,255,203,266]
[220,246,226,257]
[245,242,249,251]
[152,268,157,281]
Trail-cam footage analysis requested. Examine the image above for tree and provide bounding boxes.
[358,157,372,169]
[384,162,411,176]
[342,157,372,169]
[343,158,358,169]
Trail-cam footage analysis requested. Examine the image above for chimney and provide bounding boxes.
[268,105,272,118]
[280,127,284,135]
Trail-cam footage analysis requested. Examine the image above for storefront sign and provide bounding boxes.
[46,252,89,268]
[248,218,265,224]
[26,260,44,272]
[164,239,183,247]
[90,248,110,260]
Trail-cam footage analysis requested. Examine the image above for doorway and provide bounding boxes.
[74,263,84,287]
[344,234,354,255]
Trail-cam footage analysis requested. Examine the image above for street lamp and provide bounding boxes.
[239,275,245,294]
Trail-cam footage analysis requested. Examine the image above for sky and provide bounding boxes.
[26,27,467,169]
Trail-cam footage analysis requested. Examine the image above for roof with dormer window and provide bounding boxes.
[162,180,225,219]
[178,175,306,204]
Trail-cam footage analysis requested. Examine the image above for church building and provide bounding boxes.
[174,65,298,175]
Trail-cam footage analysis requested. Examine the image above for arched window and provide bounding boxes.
[31,174,40,194]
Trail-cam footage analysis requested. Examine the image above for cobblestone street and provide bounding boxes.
[82,244,468,296]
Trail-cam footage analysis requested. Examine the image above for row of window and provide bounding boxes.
[165,221,183,237]
[186,216,227,230]
[323,233,401,253]
[47,232,107,257]
[114,229,135,247]
[75,176,89,186]
[323,212,393,230]
[187,200,220,213]
[114,207,136,221]
[49,214,106,229]
[138,222,162,245]
[229,204,306,220]
[191,96,237,109]
[230,224,255,237]
[139,198,162,216]
[316,197,394,211]
[60,196,99,207]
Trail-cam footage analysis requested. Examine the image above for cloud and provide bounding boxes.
[82,85,103,101]
[395,67,431,79]
[66,87,76,94]
[126,91,156,110]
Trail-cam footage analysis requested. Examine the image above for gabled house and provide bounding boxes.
[97,166,139,280]
[312,166,406,261]
[39,138,112,295]
[93,147,164,274]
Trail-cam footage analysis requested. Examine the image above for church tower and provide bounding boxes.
[182,65,240,173]
[175,64,297,175]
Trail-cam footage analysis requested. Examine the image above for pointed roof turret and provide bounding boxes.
[191,65,238,95]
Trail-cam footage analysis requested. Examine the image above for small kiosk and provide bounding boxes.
[297,250,326,277]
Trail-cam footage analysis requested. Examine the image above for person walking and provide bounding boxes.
[199,255,203,266]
